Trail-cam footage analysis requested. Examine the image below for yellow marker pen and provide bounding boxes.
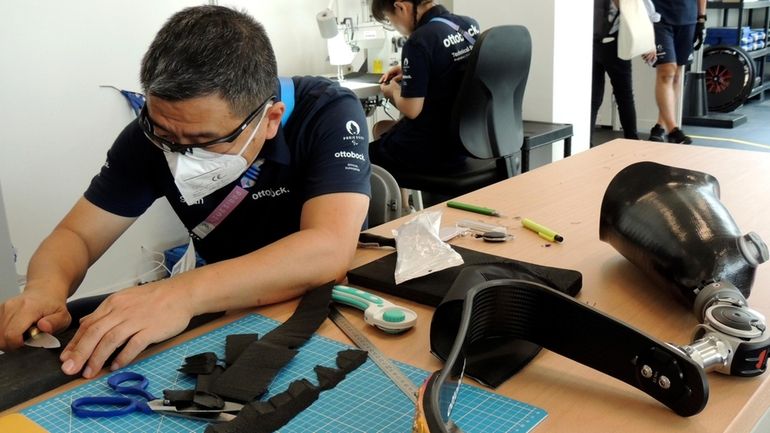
[522,218,564,243]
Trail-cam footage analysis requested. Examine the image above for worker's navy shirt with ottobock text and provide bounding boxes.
[375,5,479,171]
[85,76,371,264]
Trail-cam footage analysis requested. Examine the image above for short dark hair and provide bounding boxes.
[140,5,277,116]
[371,0,425,23]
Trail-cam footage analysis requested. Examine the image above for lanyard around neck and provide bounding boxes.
[190,159,264,240]
[190,77,296,241]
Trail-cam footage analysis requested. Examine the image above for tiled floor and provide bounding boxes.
[592,97,770,153]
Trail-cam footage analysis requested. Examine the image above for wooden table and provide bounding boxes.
[6,139,770,433]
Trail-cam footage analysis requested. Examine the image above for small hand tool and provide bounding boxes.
[332,285,417,334]
[71,371,242,423]
[23,326,61,349]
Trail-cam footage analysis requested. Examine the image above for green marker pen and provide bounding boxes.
[446,201,501,217]
[522,218,564,243]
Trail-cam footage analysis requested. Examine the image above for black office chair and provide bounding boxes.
[385,25,532,198]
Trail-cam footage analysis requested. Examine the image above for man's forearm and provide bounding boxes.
[25,228,92,301]
[179,226,356,315]
[698,0,706,15]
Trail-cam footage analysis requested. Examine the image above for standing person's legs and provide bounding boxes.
[602,40,639,139]
[655,62,679,133]
[590,43,608,147]
[650,22,677,141]
[665,23,697,144]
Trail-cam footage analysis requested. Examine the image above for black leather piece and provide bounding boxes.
[205,349,367,433]
[224,334,259,365]
[211,343,298,403]
[335,348,368,372]
[206,380,321,433]
[316,349,368,390]
[431,263,581,387]
[196,366,225,394]
[348,245,582,306]
[600,161,768,306]
[163,389,196,409]
[210,283,333,403]
[193,391,225,410]
[314,365,343,391]
[178,352,218,375]
[0,294,224,412]
[260,284,333,348]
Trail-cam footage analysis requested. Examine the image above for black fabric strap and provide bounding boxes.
[209,283,333,402]
[178,352,218,375]
[211,343,298,402]
[224,334,259,365]
[205,349,367,433]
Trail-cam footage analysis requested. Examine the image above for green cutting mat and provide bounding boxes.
[22,314,547,432]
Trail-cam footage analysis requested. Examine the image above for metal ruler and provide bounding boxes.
[329,305,418,403]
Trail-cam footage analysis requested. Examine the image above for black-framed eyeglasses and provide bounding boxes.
[139,95,275,153]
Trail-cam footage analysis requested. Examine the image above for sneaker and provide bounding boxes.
[667,128,692,144]
[649,124,665,142]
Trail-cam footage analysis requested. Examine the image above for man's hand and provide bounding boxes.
[59,281,193,378]
[693,19,706,51]
[0,290,71,350]
[642,50,657,66]
[380,77,401,101]
[379,65,402,85]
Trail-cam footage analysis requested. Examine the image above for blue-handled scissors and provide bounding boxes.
[71,371,242,423]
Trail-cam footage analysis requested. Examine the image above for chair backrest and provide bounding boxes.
[368,164,402,227]
[452,25,532,160]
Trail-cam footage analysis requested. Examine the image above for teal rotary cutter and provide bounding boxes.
[332,285,418,334]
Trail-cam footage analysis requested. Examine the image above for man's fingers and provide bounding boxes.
[38,310,72,334]
[110,331,153,371]
[83,323,141,378]
[60,314,121,376]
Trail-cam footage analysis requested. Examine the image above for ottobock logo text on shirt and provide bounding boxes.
[334,151,366,161]
[443,25,478,48]
[251,187,290,200]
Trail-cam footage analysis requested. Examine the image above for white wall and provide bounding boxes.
[454,0,593,155]
[0,0,331,298]
[0,0,592,298]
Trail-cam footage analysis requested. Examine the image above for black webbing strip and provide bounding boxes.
[205,348,367,433]
[178,352,218,375]
[210,283,333,402]
[259,284,333,348]
[224,334,259,365]
[211,343,297,402]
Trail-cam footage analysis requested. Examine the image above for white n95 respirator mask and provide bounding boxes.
[164,105,270,204]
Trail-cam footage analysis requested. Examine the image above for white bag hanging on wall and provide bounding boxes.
[617,0,655,60]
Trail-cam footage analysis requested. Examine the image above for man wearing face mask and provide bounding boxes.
[0,6,370,379]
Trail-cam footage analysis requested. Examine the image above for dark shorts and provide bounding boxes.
[654,22,696,66]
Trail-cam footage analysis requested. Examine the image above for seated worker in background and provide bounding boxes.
[369,0,479,174]
[0,6,370,378]
[648,0,707,144]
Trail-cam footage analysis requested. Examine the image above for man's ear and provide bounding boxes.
[264,102,286,140]
[393,0,408,16]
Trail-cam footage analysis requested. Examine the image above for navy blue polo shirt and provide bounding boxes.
[85,76,371,264]
[374,5,479,172]
[652,0,697,25]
